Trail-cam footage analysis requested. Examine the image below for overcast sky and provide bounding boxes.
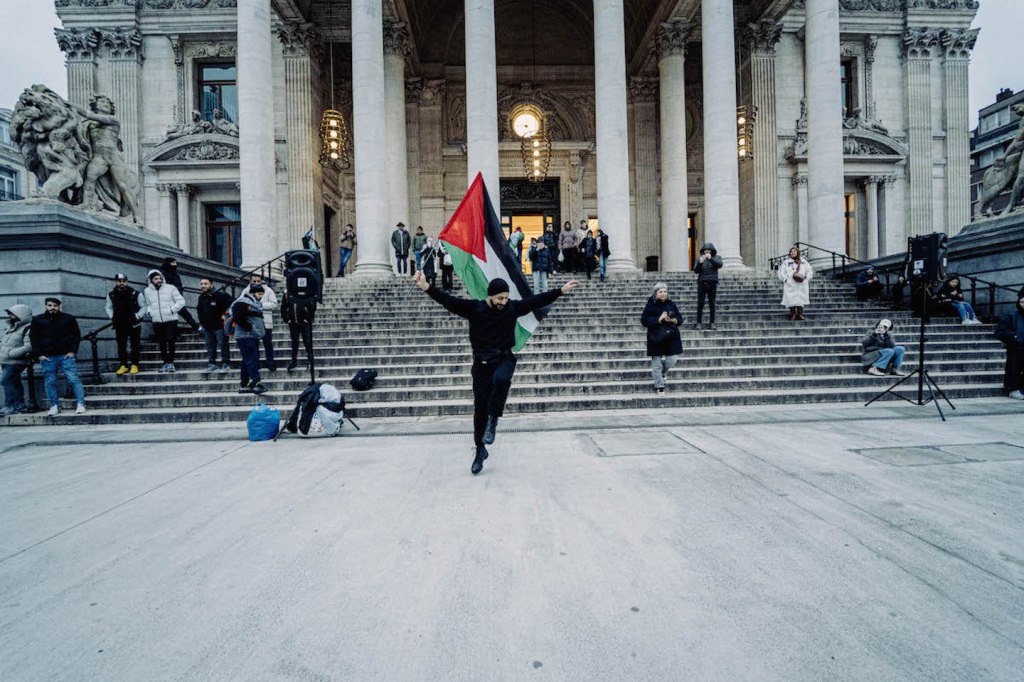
[1,1,1021,127]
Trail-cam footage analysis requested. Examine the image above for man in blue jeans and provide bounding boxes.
[30,297,86,416]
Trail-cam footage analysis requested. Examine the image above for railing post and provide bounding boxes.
[884,271,891,299]
[88,333,103,384]
[832,253,836,272]
[24,364,40,412]
[988,282,997,322]
[969,277,977,311]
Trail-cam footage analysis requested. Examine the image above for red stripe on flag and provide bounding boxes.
[438,172,488,261]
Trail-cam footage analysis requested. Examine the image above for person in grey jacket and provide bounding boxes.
[861,318,906,376]
[142,269,185,372]
[391,222,411,274]
[242,273,278,372]
[693,242,723,330]
[1,304,33,414]
[232,285,268,395]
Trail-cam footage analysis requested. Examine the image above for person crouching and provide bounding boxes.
[861,318,906,377]
[232,284,268,395]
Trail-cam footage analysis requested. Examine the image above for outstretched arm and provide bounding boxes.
[516,279,580,315]
[414,270,475,318]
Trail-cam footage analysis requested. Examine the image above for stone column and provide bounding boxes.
[406,78,423,230]
[902,27,940,238]
[237,0,278,268]
[352,0,392,275]
[657,19,692,272]
[155,184,175,245]
[278,21,322,248]
[942,28,978,237]
[465,0,500,215]
[863,177,880,260]
[55,28,99,108]
[701,0,742,267]
[172,184,193,254]
[384,21,412,235]
[594,0,634,271]
[793,175,809,246]
[414,79,447,231]
[100,28,144,175]
[805,0,846,264]
[629,77,659,267]
[745,21,782,269]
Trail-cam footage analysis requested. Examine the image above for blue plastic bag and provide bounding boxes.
[247,403,280,441]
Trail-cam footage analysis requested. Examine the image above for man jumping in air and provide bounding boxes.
[414,271,580,475]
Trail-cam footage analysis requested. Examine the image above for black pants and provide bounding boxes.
[857,282,883,300]
[177,307,198,330]
[396,254,408,274]
[262,327,277,370]
[153,321,178,364]
[1006,346,1024,393]
[441,265,454,290]
[289,322,313,363]
[115,324,141,366]
[470,354,517,446]
[697,280,718,323]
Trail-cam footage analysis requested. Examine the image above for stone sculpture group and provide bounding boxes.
[977,103,1024,218]
[9,84,140,223]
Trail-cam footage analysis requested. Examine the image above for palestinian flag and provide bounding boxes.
[438,172,546,352]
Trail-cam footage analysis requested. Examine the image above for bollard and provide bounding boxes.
[24,364,41,412]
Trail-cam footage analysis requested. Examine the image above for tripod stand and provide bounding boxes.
[865,287,955,420]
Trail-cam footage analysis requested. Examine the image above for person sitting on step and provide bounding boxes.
[935,275,982,325]
[855,266,883,301]
[861,318,906,377]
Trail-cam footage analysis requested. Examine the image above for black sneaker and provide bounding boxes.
[286,361,298,371]
[482,415,499,445]
[238,385,253,394]
[251,382,268,395]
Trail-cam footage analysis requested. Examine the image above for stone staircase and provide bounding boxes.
[5,272,1007,425]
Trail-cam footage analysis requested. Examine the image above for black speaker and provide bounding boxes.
[285,249,322,303]
[908,233,947,282]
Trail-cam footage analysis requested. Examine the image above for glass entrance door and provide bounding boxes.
[510,215,545,273]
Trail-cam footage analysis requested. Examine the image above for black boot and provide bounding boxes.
[287,359,298,371]
[482,415,499,444]
[471,445,489,475]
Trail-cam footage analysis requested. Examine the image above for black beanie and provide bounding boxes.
[487,278,509,296]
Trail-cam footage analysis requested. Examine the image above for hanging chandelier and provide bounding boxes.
[511,103,551,182]
[736,105,757,161]
[319,108,349,166]
[319,6,349,168]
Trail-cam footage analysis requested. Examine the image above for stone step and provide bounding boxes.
[67,371,1003,409]
[85,359,1001,396]
[10,382,997,426]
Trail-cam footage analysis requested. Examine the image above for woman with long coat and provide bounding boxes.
[778,246,813,320]
[641,282,683,393]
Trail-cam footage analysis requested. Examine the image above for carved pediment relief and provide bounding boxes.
[145,133,240,166]
[787,129,907,162]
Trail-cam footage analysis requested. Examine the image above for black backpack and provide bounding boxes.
[350,368,378,391]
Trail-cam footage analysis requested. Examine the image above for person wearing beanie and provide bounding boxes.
[142,269,186,372]
[232,284,268,395]
[104,273,145,375]
[994,286,1024,399]
[861,318,906,377]
[30,297,86,416]
[693,242,723,330]
[414,271,581,475]
[641,283,683,393]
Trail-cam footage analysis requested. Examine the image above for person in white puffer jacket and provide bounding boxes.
[141,269,185,373]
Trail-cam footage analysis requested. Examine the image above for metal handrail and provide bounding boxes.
[75,251,289,383]
[768,241,1022,322]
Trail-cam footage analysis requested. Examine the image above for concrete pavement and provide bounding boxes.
[1,398,1023,680]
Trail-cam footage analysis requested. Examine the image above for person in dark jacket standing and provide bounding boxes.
[31,297,86,416]
[860,318,906,376]
[1,304,33,414]
[281,291,316,372]
[642,282,683,393]
[528,238,552,292]
[414,271,580,475]
[579,230,598,280]
[994,286,1024,399]
[391,222,411,275]
[159,257,200,332]
[196,278,233,373]
[104,273,144,375]
[232,285,268,394]
[596,228,610,281]
[420,237,438,288]
[693,242,723,330]
[541,224,559,274]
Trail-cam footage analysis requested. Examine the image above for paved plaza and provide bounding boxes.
[2,398,1023,680]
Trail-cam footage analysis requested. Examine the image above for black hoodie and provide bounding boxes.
[694,242,724,282]
[160,258,184,291]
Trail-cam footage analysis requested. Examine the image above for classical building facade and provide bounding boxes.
[0,109,33,202]
[49,0,979,274]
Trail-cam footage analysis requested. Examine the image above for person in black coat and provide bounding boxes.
[693,242,723,329]
[281,292,317,372]
[855,266,883,301]
[160,257,200,332]
[31,297,87,415]
[994,286,1024,399]
[414,271,580,475]
[104,273,145,374]
[596,228,611,281]
[196,277,234,372]
[641,282,683,393]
